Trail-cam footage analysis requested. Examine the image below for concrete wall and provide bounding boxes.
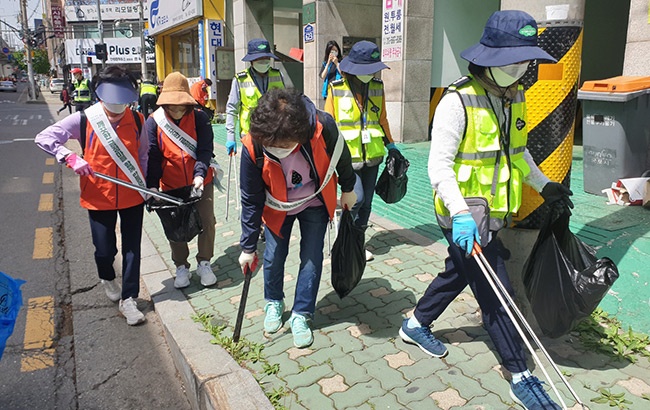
[623,0,650,75]
[232,0,274,72]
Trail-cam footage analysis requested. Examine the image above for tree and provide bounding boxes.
[11,52,25,71]
[33,49,50,74]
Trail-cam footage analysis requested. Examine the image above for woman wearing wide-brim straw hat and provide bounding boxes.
[145,72,218,289]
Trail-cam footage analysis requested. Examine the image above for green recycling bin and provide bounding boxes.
[577,76,650,195]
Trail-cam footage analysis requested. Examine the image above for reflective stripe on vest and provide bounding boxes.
[434,76,531,222]
[74,78,91,102]
[330,79,385,162]
[237,68,285,134]
[140,83,157,96]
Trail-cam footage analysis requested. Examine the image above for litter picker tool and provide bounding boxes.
[233,255,258,343]
[233,153,241,220]
[225,154,234,221]
[94,172,184,206]
[470,242,586,410]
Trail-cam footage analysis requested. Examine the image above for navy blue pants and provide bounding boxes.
[351,164,380,228]
[88,204,144,300]
[414,229,527,373]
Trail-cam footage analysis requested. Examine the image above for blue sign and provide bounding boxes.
[1,47,9,54]
[303,24,314,43]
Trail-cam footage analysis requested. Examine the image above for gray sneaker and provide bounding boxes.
[119,297,146,325]
[101,279,121,302]
[174,265,191,288]
[196,261,217,286]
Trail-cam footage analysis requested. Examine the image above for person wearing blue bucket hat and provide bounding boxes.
[400,11,571,410]
[36,66,149,326]
[324,40,397,262]
[225,38,285,155]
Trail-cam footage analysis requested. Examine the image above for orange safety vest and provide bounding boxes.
[79,110,146,210]
[156,110,214,191]
[241,119,337,237]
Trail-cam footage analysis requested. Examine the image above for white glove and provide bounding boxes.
[193,176,204,190]
[340,191,357,211]
[238,251,257,273]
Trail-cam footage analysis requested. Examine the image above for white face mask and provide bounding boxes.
[252,60,271,73]
[330,50,339,57]
[103,102,128,114]
[489,62,529,87]
[264,143,298,159]
[357,75,373,84]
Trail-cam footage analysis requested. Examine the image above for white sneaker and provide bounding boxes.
[196,261,217,286]
[119,297,146,325]
[101,279,121,302]
[365,249,374,261]
[174,265,191,288]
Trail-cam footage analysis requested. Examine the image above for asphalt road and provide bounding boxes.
[0,83,191,409]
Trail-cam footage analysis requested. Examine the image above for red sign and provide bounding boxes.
[51,4,66,39]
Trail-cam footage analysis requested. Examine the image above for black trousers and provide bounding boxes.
[140,94,158,117]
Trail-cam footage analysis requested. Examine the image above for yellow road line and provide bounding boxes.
[38,193,54,212]
[33,227,53,259]
[21,296,56,372]
[42,172,54,184]
[45,158,55,165]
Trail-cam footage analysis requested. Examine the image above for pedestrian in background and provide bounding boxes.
[319,40,342,101]
[238,88,356,348]
[324,40,400,261]
[139,79,159,117]
[224,38,286,156]
[35,66,149,326]
[70,67,93,112]
[146,72,217,289]
[57,85,72,116]
[190,77,214,120]
[399,11,572,410]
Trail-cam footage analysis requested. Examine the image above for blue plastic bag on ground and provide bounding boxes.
[0,271,25,360]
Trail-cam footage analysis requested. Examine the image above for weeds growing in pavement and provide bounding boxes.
[575,308,650,363]
[590,388,632,409]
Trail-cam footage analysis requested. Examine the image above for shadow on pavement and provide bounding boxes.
[366,224,443,254]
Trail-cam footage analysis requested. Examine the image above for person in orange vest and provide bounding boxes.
[35,66,148,326]
[238,88,357,348]
[190,77,214,120]
[145,72,218,289]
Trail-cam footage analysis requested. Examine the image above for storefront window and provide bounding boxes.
[171,29,200,77]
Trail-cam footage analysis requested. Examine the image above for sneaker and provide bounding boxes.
[510,376,561,410]
[263,300,285,333]
[101,279,121,302]
[119,297,146,325]
[197,261,217,286]
[174,265,191,288]
[365,249,374,261]
[289,313,313,348]
[399,318,448,358]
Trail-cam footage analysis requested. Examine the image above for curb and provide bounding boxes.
[139,232,273,410]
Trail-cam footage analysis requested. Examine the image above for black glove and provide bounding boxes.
[541,182,574,211]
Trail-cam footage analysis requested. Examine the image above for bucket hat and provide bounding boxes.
[460,10,556,67]
[95,77,138,104]
[242,38,279,62]
[156,72,197,106]
[339,41,389,75]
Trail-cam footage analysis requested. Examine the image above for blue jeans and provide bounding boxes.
[351,165,380,228]
[263,206,329,316]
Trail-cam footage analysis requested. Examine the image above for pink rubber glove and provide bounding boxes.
[65,153,93,176]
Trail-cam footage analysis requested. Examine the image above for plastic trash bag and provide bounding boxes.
[331,210,366,298]
[375,149,409,204]
[522,209,619,338]
[1,271,25,360]
[147,185,203,243]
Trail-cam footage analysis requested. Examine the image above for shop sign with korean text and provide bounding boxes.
[65,38,155,64]
[381,0,404,61]
[148,0,202,36]
[64,0,148,22]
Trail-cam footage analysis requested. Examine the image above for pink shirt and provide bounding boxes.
[280,147,323,215]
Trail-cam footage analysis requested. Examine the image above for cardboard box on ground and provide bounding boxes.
[602,177,650,207]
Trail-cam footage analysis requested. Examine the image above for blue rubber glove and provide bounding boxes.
[386,142,398,152]
[226,140,237,155]
[452,213,480,255]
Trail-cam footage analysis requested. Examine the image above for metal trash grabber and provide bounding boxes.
[232,153,241,220]
[225,154,234,221]
[470,242,586,410]
[232,255,258,343]
[94,172,184,206]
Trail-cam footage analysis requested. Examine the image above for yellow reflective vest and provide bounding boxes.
[330,78,386,163]
[73,78,91,102]
[434,75,531,225]
[140,83,157,96]
[236,68,284,134]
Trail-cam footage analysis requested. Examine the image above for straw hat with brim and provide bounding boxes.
[242,38,279,62]
[339,41,389,75]
[460,10,557,67]
[95,78,138,104]
[156,72,197,106]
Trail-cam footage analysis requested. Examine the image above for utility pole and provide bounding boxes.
[139,0,147,81]
[19,0,36,101]
[96,0,105,69]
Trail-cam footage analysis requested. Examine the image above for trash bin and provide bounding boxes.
[578,76,650,195]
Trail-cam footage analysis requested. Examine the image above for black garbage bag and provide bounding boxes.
[522,209,619,338]
[147,185,203,243]
[375,149,409,204]
[331,210,366,298]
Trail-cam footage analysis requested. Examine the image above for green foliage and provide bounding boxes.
[11,52,25,71]
[32,49,50,75]
[590,388,632,409]
[265,386,289,409]
[575,308,650,363]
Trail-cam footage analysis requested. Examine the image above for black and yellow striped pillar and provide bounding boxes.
[514,22,583,228]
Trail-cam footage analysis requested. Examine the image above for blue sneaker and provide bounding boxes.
[263,300,285,333]
[289,313,313,348]
[510,375,561,409]
[399,318,448,358]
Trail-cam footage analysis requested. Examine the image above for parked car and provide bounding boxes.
[49,78,65,94]
[0,80,17,92]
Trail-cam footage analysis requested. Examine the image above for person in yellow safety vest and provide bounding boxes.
[138,79,158,117]
[399,11,573,410]
[225,38,285,155]
[324,40,399,262]
[70,67,93,112]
